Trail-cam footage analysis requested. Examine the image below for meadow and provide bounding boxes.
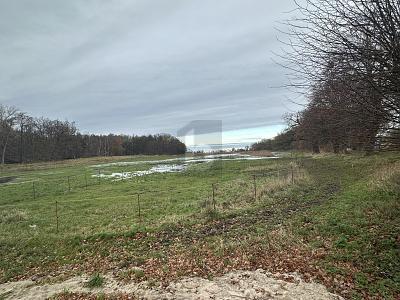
[0,152,399,299]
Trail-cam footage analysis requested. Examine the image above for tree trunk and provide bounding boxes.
[312,142,320,154]
[1,130,11,164]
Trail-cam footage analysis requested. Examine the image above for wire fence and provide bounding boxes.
[0,162,306,235]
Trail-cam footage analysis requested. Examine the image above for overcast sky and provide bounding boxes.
[0,0,303,145]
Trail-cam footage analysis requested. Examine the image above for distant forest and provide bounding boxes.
[254,0,399,153]
[0,105,186,164]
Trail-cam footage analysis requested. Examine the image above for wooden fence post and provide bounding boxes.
[212,183,216,211]
[253,175,257,201]
[32,182,36,200]
[55,200,59,234]
[137,194,141,223]
[291,165,294,184]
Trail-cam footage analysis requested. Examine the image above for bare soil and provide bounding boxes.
[0,269,343,300]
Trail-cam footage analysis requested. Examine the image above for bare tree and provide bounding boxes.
[0,105,187,164]
[280,0,400,151]
[0,104,20,164]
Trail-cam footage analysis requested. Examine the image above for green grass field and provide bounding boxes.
[0,152,399,299]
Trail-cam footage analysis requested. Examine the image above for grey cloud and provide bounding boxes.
[0,0,303,138]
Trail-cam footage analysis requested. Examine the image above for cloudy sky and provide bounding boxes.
[0,0,303,145]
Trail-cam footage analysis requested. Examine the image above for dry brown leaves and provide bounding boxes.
[53,292,136,300]
[8,226,360,298]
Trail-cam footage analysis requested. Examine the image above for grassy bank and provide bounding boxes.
[0,152,399,299]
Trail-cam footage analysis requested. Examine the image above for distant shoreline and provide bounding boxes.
[187,142,252,153]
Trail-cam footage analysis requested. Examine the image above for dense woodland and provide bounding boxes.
[255,0,399,153]
[0,105,186,164]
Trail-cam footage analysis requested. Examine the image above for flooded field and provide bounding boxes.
[91,153,276,180]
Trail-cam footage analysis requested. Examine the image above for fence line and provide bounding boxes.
[1,161,307,234]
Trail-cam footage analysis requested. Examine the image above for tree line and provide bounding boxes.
[251,129,295,152]
[0,104,186,164]
[261,0,399,153]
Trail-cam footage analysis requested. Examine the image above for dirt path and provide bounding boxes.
[0,269,343,300]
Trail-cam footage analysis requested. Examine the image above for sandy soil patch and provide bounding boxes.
[0,269,343,300]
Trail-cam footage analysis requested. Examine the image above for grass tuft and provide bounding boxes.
[85,273,104,288]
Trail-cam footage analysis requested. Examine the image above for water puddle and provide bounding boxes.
[0,176,17,185]
[91,154,276,180]
[92,164,187,180]
[91,154,274,168]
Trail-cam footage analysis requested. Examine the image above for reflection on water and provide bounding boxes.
[93,164,187,180]
[92,153,276,180]
[91,154,273,167]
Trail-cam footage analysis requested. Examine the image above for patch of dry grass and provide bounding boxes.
[257,166,310,198]
[368,161,400,191]
[242,150,274,157]
[0,208,28,224]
